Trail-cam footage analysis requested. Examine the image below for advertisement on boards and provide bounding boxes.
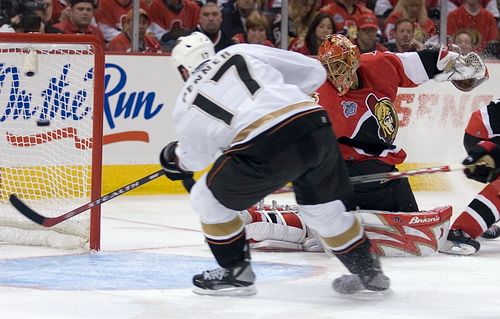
[0,51,498,194]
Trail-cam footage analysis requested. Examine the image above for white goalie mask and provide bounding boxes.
[171,32,215,77]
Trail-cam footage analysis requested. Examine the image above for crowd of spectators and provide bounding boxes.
[0,0,498,58]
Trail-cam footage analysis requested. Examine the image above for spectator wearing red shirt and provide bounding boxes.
[289,13,335,56]
[319,0,373,41]
[53,0,105,45]
[107,8,161,52]
[52,0,99,23]
[447,0,498,53]
[353,13,388,53]
[94,0,151,42]
[383,0,436,44]
[148,0,200,43]
[448,0,499,19]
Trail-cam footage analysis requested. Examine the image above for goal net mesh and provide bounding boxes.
[0,38,102,249]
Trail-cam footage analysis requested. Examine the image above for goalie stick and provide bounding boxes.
[180,165,464,192]
[9,169,194,227]
[273,164,463,191]
[349,164,463,184]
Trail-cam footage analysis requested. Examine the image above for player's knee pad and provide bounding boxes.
[299,200,356,236]
[190,174,241,226]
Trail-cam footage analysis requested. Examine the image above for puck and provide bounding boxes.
[36,119,50,126]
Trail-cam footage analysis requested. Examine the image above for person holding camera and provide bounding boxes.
[14,0,56,33]
[0,0,52,32]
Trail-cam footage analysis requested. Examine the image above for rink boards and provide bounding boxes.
[1,53,498,195]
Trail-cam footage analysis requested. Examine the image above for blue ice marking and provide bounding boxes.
[0,252,317,290]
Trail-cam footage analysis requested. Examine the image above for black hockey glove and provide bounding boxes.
[463,141,500,183]
[159,141,194,181]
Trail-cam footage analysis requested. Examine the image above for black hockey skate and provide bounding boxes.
[439,229,480,255]
[481,224,500,239]
[331,239,390,294]
[333,271,390,295]
[192,260,256,296]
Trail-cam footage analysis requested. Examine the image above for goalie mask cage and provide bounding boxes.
[0,33,104,250]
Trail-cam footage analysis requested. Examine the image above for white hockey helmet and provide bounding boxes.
[171,32,215,76]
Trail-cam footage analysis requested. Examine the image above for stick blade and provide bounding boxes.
[9,194,50,227]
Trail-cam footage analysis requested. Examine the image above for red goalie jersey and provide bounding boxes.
[317,51,429,165]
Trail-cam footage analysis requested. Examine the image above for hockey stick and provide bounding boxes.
[9,169,193,227]
[349,164,464,184]
[181,165,464,194]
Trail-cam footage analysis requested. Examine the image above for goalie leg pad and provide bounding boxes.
[357,206,452,257]
[242,206,307,251]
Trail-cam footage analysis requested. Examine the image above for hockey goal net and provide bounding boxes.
[0,33,104,250]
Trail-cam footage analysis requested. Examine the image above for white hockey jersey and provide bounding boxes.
[173,44,327,171]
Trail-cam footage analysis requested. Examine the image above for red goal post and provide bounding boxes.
[0,33,104,250]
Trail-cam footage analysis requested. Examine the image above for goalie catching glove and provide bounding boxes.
[159,141,194,181]
[433,45,488,91]
[463,141,500,183]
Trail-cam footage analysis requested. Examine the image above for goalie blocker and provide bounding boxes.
[241,203,452,257]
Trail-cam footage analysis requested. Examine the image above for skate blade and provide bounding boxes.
[438,242,477,255]
[192,285,257,297]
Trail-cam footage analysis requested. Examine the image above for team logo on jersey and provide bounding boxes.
[342,101,357,118]
[366,93,398,144]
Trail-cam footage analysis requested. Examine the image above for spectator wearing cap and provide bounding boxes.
[191,2,234,52]
[384,18,425,52]
[289,13,335,56]
[353,13,387,53]
[53,0,105,45]
[231,10,274,46]
[106,9,161,52]
[94,0,151,42]
[54,0,100,23]
[148,0,200,43]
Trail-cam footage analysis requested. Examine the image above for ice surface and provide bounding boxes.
[1,171,499,319]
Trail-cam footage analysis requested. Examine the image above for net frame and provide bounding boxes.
[0,33,104,250]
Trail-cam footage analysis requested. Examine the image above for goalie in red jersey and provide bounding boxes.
[241,34,488,256]
[316,34,487,214]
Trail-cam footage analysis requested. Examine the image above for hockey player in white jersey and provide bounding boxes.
[160,32,390,296]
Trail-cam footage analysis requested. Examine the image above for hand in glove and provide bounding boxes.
[433,46,487,84]
[463,141,500,183]
[159,141,194,181]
